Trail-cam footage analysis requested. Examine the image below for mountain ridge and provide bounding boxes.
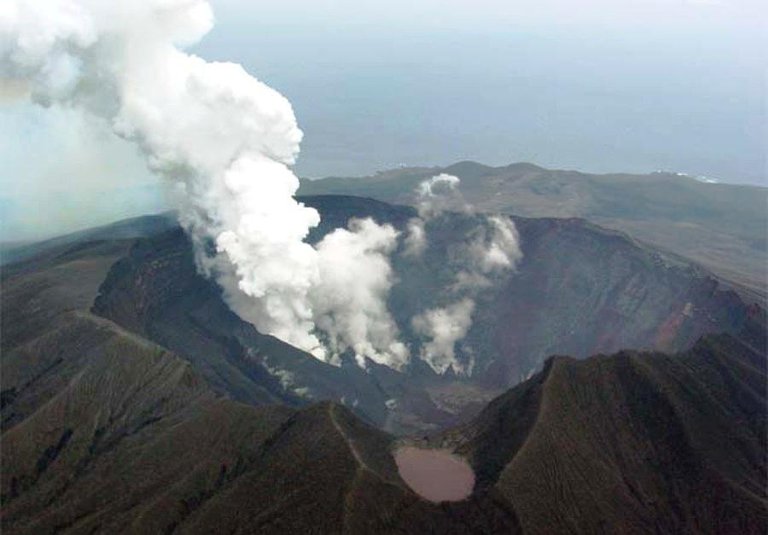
[298,161,768,294]
[3,195,759,434]
[2,287,764,532]
[1,201,765,532]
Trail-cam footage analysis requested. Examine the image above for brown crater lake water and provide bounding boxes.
[394,446,475,502]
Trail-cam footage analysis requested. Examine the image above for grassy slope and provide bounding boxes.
[0,233,515,534]
[437,307,767,534]
[1,201,764,534]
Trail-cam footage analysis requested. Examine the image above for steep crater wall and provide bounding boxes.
[91,196,754,430]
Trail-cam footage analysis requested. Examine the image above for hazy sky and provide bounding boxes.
[212,0,765,28]
[1,0,765,240]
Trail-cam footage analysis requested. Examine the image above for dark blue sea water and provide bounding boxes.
[195,24,766,185]
[3,17,765,241]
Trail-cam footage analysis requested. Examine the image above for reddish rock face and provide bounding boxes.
[90,197,756,433]
[395,447,475,502]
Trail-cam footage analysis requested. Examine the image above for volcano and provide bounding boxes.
[1,195,765,533]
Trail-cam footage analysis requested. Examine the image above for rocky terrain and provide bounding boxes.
[1,195,765,533]
[441,307,767,533]
[0,235,511,533]
[86,196,757,431]
[299,162,768,294]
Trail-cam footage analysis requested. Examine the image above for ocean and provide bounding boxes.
[195,24,766,185]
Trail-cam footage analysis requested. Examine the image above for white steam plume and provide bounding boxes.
[1,0,406,368]
[467,215,524,276]
[412,298,475,375]
[312,218,409,368]
[402,218,427,257]
[403,172,463,257]
[414,173,465,218]
[407,175,523,374]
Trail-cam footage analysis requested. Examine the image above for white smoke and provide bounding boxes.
[403,172,462,257]
[0,77,28,101]
[1,0,406,368]
[412,298,475,375]
[407,175,523,374]
[312,218,409,368]
[403,217,427,257]
[414,173,465,218]
[467,215,523,275]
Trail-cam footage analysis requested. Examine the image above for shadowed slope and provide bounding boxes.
[299,162,768,293]
[438,307,767,534]
[0,203,768,534]
[2,196,757,436]
[0,226,517,534]
[1,229,764,532]
[92,198,753,393]
[4,195,753,435]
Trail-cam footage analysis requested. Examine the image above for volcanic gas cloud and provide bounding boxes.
[0,0,521,373]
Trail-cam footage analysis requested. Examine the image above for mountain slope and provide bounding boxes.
[0,313,513,533]
[2,270,764,533]
[1,214,764,533]
[299,162,768,294]
[436,307,767,534]
[0,237,513,533]
[92,197,754,388]
[0,213,177,267]
[4,196,756,433]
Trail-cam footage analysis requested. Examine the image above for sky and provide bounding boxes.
[212,0,765,29]
[1,0,765,240]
